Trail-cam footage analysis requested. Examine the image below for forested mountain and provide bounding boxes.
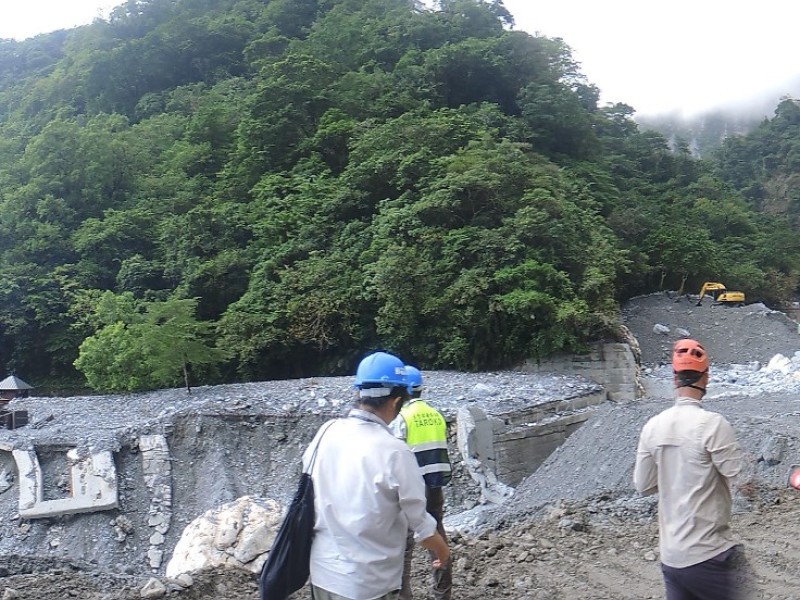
[714,99,800,221]
[0,0,798,391]
[637,110,762,158]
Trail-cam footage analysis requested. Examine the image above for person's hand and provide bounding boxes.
[431,553,450,570]
[420,532,449,569]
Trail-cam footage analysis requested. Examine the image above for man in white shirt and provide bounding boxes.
[304,351,450,600]
[634,338,747,599]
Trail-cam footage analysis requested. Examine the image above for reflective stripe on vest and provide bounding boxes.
[400,400,451,487]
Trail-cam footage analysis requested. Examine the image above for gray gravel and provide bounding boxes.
[2,290,799,574]
[0,372,601,453]
[492,292,800,528]
[621,292,800,365]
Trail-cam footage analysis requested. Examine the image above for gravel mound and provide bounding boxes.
[492,292,800,528]
[620,292,800,365]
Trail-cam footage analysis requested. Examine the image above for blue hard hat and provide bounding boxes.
[354,352,407,390]
[405,365,423,393]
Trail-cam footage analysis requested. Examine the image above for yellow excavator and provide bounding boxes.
[696,282,746,306]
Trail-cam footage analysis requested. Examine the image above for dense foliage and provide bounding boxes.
[0,0,798,390]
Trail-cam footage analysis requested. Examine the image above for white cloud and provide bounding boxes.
[502,0,800,117]
[0,0,118,40]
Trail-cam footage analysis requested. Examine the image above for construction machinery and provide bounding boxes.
[696,282,745,306]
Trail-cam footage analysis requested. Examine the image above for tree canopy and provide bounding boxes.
[0,0,797,390]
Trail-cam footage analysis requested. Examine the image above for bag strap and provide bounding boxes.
[304,420,336,475]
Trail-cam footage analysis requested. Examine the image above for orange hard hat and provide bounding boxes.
[790,468,800,490]
[672,339,709,373]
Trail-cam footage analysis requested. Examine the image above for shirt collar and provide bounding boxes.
[675,396,702,406]
[348,407,391,430]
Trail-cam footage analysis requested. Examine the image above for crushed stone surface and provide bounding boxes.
[2,372,600,453]
[4,292,800,599]
[621,291,800,366]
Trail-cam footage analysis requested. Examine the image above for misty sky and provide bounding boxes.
[0,0,118,41]
[503,0,800,118]
[3,0,800,118]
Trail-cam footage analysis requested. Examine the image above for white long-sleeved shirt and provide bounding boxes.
[303,409,437,600]
[633,397,744,568]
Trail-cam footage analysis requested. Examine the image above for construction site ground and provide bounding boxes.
[3,292,800,600]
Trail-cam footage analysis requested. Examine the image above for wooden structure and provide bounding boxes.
[0,375,31,429]
[0,375,33,403]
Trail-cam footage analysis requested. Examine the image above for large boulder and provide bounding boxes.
[166,495,283,578]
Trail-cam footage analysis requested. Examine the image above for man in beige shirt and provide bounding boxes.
[634,338,746,599]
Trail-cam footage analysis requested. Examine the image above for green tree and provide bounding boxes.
[0,0,797,386]
[74,292,229,391]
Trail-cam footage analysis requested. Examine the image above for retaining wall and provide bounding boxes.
[520,342,638,402]
[456,342,638,488]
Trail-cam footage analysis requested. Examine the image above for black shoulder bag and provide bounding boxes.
[259,420,334,600]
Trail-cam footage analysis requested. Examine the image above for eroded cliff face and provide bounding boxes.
[0,411,333,574]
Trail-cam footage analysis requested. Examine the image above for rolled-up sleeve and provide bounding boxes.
[633,424,658,495]
[704,414,744,482]
[392,448,437,542]
[389,415,408,441]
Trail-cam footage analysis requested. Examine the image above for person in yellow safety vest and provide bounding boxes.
[391,365,452,600]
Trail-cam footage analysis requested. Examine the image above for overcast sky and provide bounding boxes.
[3,1,800,119]
[0,0,117,41]
[502,0,800,118]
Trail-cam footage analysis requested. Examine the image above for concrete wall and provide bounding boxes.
[461,388,607,489]
[493,411,594,486]
[456,343,639,489]
[521,342,638,402]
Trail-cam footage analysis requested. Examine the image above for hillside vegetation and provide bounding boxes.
[0,0,798,390]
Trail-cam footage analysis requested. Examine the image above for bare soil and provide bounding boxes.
[2,487,798,599]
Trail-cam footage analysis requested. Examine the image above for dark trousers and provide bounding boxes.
[661,545,753,600]
[399,486,451,600]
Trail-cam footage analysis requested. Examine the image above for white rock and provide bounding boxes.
[165,496,282,578]
[765,354,791,374]
[470,383,498,398]
[147,513,166,527]
[140,577,167,599]
[148,547,164,569]
[232,522,273,564]
[149,531,165,545]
